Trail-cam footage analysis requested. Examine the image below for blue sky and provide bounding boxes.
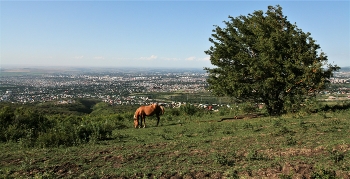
[1,1,349,68]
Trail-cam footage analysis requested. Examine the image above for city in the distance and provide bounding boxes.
[1,66,350,105]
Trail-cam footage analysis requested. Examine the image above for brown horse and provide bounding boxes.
[134,103,164,128]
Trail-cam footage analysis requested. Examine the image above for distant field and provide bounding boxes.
[0,68,48,76]
[0,67,80,77]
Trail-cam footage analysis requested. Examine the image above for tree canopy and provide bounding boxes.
[204,5,340,115]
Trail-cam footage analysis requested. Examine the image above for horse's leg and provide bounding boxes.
[156,114,160,126]
[138,116,141,128]
[138,115,142,128]
[142,116,146,128]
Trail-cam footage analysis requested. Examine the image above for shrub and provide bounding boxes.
[115,114,124,121]
[179,104,197,116]
[36,119,78,147]
[241,103,258,113]
[0,106,53,143]
[36,129,76,148]
[168,108,181,116]
[122,112,134,121]
[0,106,14,130]
[0,104,120,147]
[35,119,115,147]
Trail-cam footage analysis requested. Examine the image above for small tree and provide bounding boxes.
[205,5,340,115]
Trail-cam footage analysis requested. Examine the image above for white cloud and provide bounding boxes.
[94,56,105,60]
[186,56,196,61]
[203,56,210,61]
[140,55,158,60]
[74,56,84,59]
[186,56,210,61]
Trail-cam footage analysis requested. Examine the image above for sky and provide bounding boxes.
[1,1,349,69]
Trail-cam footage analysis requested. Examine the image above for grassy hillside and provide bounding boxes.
[0,103,350,178]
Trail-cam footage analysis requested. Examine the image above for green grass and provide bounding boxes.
[1,109,350,178]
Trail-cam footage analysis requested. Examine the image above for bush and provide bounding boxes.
[122,112,134,121]
[0,105,121,147]
[168,108,181,116]
[36,129,76,148]
[0,106,53,142]
[35,119,115,147]
[241,103,258,113]
[179,104,197,116]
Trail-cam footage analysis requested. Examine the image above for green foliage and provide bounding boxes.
[241,103,258,113]
[329,150,345,164]
[90,102,115,116]
[310,169,336,179]
[246,150,267,161]
[243,122,254,130]
[274,126,294,136]
[285,135,297,146]
[0,105,125,147]
[179,104,198,116]
[75,98,100,113]
[204,5,340,115]
[214,153,235,166]
[279,174,293,179]
[0,106,53,143]
[0,101,349,178]
[168,108,181,116]
[35,99,99,115]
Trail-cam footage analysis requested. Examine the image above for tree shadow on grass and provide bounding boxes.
[320,102,350,112]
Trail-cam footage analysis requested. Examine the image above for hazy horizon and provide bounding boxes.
[1,64,350,73]
[0,64,207,70]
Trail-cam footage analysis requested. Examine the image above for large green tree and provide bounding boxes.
[204,5,340,115]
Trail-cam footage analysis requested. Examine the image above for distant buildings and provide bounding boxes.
[0,69,208,104]
[1,68,349,104]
